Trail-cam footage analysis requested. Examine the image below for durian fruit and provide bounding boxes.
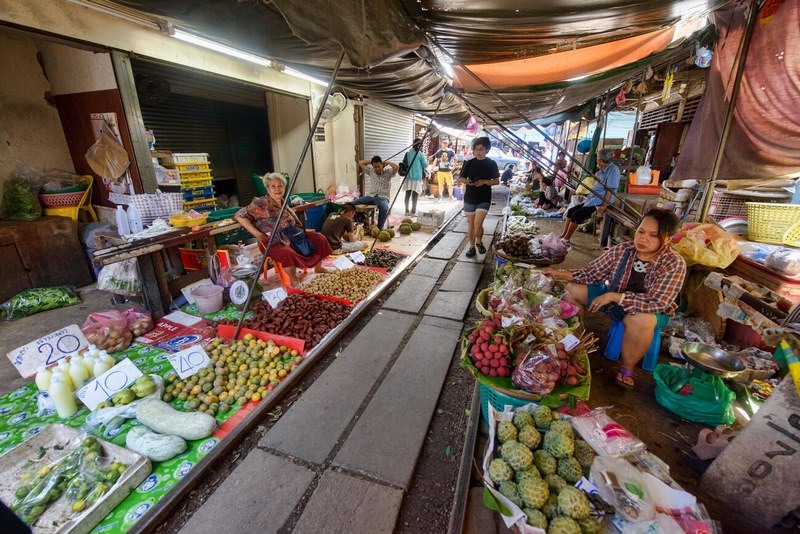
[543,430,574,459]
[518,477,549,508]
[501,440,533,471]
[497,421,518,444]
[410,222,422,230]
[399,224,412,234]
[387,228,396,237]
[534,405,553,430]
[556,457,583,484]
[401,217,413,224]
[533,449,557,475]
[547,515,581,534]
[370,225,381,237]
[556,486,591,520]
[518,425,542,450]
[498,480,522,508]
[513,411,535,430]
[377,230,391,242]
[488,458,514,483]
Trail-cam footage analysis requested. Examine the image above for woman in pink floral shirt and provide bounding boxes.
[236,173,332,287]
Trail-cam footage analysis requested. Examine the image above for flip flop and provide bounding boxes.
[615,368,635,389]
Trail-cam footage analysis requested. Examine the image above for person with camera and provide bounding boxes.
[542,208,686,389]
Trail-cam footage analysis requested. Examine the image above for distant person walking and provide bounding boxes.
[432,139,456,201]
[459,137,500,257]
[402,138,427,216]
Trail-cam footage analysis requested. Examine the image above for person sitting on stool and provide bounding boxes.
[354,155,397,229]
[321,203,366,254]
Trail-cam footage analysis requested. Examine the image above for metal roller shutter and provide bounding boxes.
[363,100,414,200]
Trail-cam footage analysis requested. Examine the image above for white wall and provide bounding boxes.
[311,98,359,195]
[38,41,116,96]
[267,92,315,193]
[0,31,74,202]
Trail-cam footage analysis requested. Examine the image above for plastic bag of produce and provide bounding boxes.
[122,307,154,336]
[571,407,647,457]
[1,286,80,320]
[672,223,739,269]
[97,258,141,297]
[81,310,133,353]
[84,374,163,431]
[540,232,567,259]
[1,163,43,221]
[635,165,653,185]
[589,456,656,524]
[511,345,560,395]
[766,248,800,277]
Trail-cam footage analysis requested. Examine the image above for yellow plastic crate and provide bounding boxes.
[184,197,217,210]
[180,176,213,188]
[747,202,800,245]
[168,161,211,172]
[169,212,208,227]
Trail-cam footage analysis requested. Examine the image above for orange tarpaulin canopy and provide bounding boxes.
[453,27,677,90]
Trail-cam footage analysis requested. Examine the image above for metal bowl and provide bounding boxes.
[230,264,260,280]
[681,342,746,377]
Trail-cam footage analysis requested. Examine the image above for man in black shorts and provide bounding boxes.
[560,148,621,244]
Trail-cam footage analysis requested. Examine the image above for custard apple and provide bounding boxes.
[557,457,583,483]
[547,515,581,534]
[518,477,549,508]
[557,487,591,520]
[525,508,548,529]
[534,405,553,430]
[515,465,541,483]
[577,516,602,534]
[513,410,535,430]
[549,419,573,438]
[501,440,534,471]
[543,430,574,459]
[497,421,518,444]
[489,458,514,483]
[533,449,557,475]
[542,494,560,519]
[545,473,568,494]
[518,425,542,450]
[573,440,595,471]
[499,480,522,508]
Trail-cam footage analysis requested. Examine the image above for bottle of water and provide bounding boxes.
[127,203,143,233]
[116,205,131,236]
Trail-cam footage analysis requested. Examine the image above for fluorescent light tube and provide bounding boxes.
[172,28,271,66]
[283,67,329,86]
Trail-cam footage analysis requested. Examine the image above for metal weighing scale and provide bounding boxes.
[671,342,746,398]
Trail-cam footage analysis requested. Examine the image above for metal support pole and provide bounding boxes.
[699,0,761,220]
[233,50,346,339]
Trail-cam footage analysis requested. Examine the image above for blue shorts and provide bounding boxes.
[463,201,490,213]
[586,284,670,328]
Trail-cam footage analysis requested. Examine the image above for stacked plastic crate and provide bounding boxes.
[163,153,217,211]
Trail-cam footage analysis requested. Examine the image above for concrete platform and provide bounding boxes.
[333,319,462,488]
[428,232,465,260]
[259,311,416,464]
[381,274,438,314]
[424,291,474,321]
[178,449,314,534]
[440,261,484,292]
[293,470,403,534]
[457,234,495,263]
[410,258,448,279]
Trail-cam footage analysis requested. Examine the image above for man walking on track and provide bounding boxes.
[432,139,456,201]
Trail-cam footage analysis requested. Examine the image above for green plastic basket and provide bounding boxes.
[479,383,534,424]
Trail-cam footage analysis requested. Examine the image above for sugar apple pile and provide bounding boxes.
[486,406,599,533]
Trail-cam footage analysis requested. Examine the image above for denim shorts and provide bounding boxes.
[587,283,670,328]
[463,201,490,213]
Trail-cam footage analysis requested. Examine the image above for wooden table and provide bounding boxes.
[93,219,243,319]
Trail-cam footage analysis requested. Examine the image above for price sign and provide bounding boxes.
[560,334,581,352]
[262,287,288,309]
[76,358,143,411]
[333,255,355,270]
[7,325,89,378]
[166,346,211,379]
[347,251,366,263]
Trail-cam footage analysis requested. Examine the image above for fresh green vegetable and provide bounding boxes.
[111,388,136,406]
[0,179,41,221]
[131,375,157,398]
[1,286,79,320]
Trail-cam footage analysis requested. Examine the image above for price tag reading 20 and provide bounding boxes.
[167,346,211,380]
[76,358,144,411]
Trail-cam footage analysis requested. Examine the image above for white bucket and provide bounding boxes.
[192,285,224,314]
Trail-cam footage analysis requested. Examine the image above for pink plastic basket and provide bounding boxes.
[39,191,84,207]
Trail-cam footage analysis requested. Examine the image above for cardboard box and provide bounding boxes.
[419,210,445,227]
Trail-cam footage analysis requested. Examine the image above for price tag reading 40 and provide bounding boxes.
[76,358,143,411]
[167,346,211,380]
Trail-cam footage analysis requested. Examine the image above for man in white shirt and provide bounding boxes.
[354,155,398,229]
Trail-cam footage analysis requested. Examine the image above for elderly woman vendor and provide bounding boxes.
[543,208,686,389]
[235,173,332,287]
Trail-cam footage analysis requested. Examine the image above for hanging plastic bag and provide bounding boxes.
[1,286,80,320]
[97,259,141,297]
[81,310,133,353]
[1,162,43,221]
[635,165,652,185]
[672,223,739,269]
[85,121,130,181]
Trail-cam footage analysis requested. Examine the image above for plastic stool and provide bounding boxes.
[43,174,98,228]
[258,241,307,288]
[605,320,662,372]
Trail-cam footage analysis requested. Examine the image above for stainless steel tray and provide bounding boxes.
[0,423,151,534]
[681,341,746,378]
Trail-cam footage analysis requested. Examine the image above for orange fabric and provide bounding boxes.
[453,28,676,90]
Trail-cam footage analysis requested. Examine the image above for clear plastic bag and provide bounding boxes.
[662,316,716,345]
[80,310,132,353]
[97,259,141,297]
[511,345,560,395]
[123,307,154,337]
[540,232,568,259]
[672,223,739,269]
[590,456,656,523]
[83,374,163,431]
[1,286,80,321]
[766,248,800,276]
[1,162,43,221]
[571,407,647,457]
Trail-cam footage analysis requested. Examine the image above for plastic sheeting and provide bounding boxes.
[672,2,800,180]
